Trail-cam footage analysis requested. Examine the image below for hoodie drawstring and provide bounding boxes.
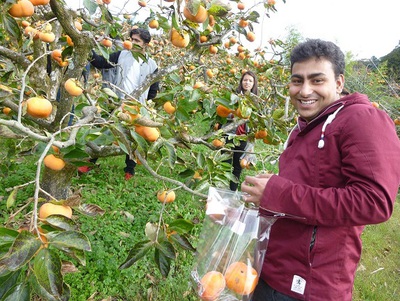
[283,124,298,150]
[318,105,345,149]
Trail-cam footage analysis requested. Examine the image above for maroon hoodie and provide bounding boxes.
[259,93,400,300]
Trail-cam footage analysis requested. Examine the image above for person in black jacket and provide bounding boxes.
[78,28,159,180]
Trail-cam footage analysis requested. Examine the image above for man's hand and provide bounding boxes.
[241,173,274,206]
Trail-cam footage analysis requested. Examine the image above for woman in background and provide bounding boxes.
[227,70,258,190]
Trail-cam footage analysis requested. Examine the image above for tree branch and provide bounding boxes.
[135,151,208,199]
[0,46,31,69]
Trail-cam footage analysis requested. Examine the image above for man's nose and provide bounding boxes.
[299,82,313,97]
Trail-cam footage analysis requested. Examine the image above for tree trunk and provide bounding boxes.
[40,163,76,200]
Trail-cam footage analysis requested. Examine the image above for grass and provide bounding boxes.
[353,203,400,301]
[0,142,399,300]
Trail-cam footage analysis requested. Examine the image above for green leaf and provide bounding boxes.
[178,168,195,178]
[84,132,102,141]
[60,147,88,159]
[168,219,194,234]
[247,10,261,22]
[171,7,179,30]
[168,233,196,252]
[147,137,164,156]
[215,97,232,108]
[109,124,133,156]
[175,106,191,122]
[169,73,182,84]
[118,241,152,270]
[102,88,119,99]
[238,102,252,119]
[154,248,171,278]
[0,246,11,262]
[91,130,116,145]
[196,152,206,168]
[179,93,200,110]
[163,141,177,169]
[196,180,211,193]
[49,231,91,252]
[0,231,41,276]
[208,0,232,16]
[3,14,21,41]
[0,270,21,299]
[185,0,201,15]
[30,272,70,301]
[33,249,63,298]
[272,108,284,120]
[51,246,86,266]
[155,241,175,260]
[95,42,110,60]
[130,128,149,154]
[190,89,203,102]
[6,188,18,209]
[42,216,78,232]
[61,47,73,61]
[83,0,99,15]
[99,4,114,24]
[131,50,147,63]
[156,91,174,104]
[0,228,19,249]
[1,282,30,301]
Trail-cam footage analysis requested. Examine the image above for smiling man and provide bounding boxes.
[241,39,400,301]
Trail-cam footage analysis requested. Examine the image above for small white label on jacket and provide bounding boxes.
[291,275,306,295]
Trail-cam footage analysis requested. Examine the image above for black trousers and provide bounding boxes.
[89,154,136,174]
[225,139,247,191]
[252,278,301,301]
[124,155,136,174]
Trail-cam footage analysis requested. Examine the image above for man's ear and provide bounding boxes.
[336,74,345,94]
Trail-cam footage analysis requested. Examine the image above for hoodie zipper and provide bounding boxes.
[259,206,306,220]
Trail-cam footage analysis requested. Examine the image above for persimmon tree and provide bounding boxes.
[0,0,294,299]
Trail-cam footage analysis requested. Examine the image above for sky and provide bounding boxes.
[264,0,399,59]
[69,0,399,60]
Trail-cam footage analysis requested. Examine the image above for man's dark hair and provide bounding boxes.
[129,28,152,44]
[290,39,345,77]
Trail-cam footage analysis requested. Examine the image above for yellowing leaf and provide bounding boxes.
[6,188,18,209]
[0,84,12,93]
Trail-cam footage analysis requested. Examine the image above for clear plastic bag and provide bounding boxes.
[191,187,277,301]
[240,142,257,167]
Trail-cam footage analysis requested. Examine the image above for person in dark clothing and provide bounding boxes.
[78,28,159,180]
[225,70,258,191]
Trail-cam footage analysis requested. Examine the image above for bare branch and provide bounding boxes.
[0,46,31,69]
[135,151,208,199]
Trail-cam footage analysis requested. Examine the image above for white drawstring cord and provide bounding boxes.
[318,105,345,149]
[283,124,298,150]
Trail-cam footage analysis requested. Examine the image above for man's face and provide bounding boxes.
[289,58,344,122]
[130,34,146,52]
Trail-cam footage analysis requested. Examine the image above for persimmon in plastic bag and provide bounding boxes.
[191,187,278,301]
